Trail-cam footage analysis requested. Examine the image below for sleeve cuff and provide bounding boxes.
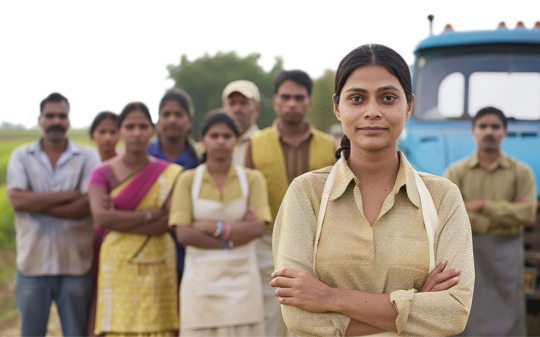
[256,206,273,224]
[6,181,27,191]
[168,212,191,226]
[390,288,416,334]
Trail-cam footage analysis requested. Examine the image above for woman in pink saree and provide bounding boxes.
[88,102,182,337]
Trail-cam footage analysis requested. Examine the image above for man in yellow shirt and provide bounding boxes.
[445,107,537,336]
[245,70,336,336]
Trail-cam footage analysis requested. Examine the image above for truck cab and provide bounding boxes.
[399,21,540,305]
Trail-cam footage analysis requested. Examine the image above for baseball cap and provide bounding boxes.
[222,80,261,104]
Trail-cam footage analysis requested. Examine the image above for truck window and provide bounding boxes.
[413,46,540,121]
[439,72,465,118]
[469,72,540,120]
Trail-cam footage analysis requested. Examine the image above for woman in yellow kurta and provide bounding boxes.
[270,44,475,337]
[169,112,272,337]
[88,102,181,336]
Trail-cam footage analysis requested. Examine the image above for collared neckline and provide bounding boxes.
[468,151,510,170]
[272,119,312,147]
[202,163,238,186]
[28,138,81,155]
[328,151,421,208]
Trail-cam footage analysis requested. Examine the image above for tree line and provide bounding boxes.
[167,52,339,139]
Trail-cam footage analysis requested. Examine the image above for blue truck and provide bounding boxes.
[399,19,540,307]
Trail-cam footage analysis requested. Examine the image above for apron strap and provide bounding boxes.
[413,171,439,272]
[234,165,249,199]
[191,164,206,202]
[313,159,341,272]
[313,159,439,273]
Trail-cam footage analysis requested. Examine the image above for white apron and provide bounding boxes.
[180,164,264,332]
[313,159,439,337]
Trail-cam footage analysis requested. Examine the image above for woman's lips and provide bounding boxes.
[358,127,386,134]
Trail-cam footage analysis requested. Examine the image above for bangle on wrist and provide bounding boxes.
[214,221,224,238]
[143,210,153,223]
[222,223,231,240]
[221,240,228,249]
[227,240,234,250]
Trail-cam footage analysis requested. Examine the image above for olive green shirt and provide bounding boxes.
[444,152,536,235]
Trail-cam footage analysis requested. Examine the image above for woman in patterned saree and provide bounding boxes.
[88,102,182,336]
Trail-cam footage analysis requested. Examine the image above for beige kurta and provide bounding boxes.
[273,152,475,337]
[444,151,537,234]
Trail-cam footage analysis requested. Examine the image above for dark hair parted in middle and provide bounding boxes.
[473,107,507,129]
[334,44,413,159]
[117,102,154,128]
[200,112,240,138]
[274,70,312,96]
[159,88,194,120]
[333,44,413,105]
[89,111,118,137]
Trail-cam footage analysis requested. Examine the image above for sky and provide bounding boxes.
[1,0,539,129]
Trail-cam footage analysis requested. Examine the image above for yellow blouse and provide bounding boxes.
[273,152,475,337]
[169,165,272,226]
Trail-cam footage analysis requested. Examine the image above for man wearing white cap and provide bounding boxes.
[222,80,261,166]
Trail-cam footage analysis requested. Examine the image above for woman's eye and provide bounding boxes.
[382,95,396,102]
[350,96,363,102]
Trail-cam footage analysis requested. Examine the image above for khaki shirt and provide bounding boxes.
[445,152,537,235]
[273,152,474,336]
[169,165,272,225]
[245,120,313,183]
[232,124,259,166]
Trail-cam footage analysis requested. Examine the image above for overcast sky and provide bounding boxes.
[1,0,539,128]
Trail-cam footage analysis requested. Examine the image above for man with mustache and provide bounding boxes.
[222,80,262,166]
[6,92,100,336]
[245,70,336,337]
[445,107,537,336]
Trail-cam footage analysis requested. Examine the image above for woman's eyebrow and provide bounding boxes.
[344,85,400,93]
[344,87,368,93]
[377,85,400,92]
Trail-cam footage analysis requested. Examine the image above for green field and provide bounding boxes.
[0,128,93,334]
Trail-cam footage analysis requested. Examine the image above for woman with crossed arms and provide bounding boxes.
[271,44,474,337]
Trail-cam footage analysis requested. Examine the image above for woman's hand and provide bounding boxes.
[102,195,114,209]
[419,259,461,292]
[244,206,256,221]
[270,268,336,313]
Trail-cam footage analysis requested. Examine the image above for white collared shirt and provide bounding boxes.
[7,139,100,276]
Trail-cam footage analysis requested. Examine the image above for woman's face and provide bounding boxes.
[91,118,119,153]
[333,64,414,152]
[120,110,154,154]
[202,122,237,161]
